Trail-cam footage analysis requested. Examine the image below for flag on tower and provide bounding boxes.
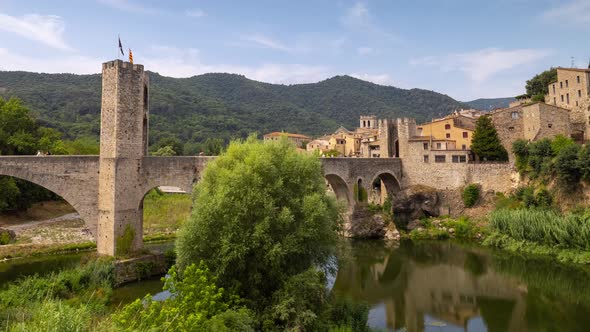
[129,49,133,64]
[118,35,125,56]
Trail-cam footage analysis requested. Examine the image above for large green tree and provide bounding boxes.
[471,116,508,161]
[176,136,340,329]
[525,68,557,98]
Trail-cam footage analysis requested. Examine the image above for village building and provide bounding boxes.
[416,112,479,151]
[490,102,571,159]
[306,138,331,154]
[263,132,311,148]
[545,67,590,141]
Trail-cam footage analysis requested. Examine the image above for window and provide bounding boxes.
[452,155,467,163]
[561,95,564,102]
[548,123,553,128]
[462,132,468,138]
[446,133,451,138]
[576,101,579,106]
[567,93,570,104]
[578,76,581,83]
[579,90,582,97]
[436,142,442,149]
[445,124,451,130]
[434,155,446,163]
[553,84,556,94]
[423,155,429,163]
[560,81,563,88]
[511,112,519,119]
[423,142,428,150]
[554,97,556,105]
[508,126,515,130]
[566,80,569,88]
[462,144,466,150]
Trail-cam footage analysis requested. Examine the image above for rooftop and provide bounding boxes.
[557,67,590,73]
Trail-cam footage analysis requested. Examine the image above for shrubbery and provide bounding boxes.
[462,184,480,208]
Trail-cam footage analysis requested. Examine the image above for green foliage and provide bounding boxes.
[470,116,508,161]
[175,136,340,324]
[527,139,554,179]
[114,262,255,331]
[551,135,576,155]
[462,184,480,208]
[151,145,177,156]
[489,209,590,250]
[62,136,99,154]
[525,68,557,97]
[354,184,368,202]
[0,72,467,148]
[531,93,546,102]
[0,258,114,330]
[116,224,136,257]
[578,144,590,183]
[555,144,581,190]
[0,232,11,245]
[325,297,370,332]
[512,139,529,173]
[323,149,342,157]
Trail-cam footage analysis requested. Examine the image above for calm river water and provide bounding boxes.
[2,240,590,331]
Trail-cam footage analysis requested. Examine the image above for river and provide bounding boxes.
[2,240,590,331]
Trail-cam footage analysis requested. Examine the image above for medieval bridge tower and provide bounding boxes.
[97,60,150,256]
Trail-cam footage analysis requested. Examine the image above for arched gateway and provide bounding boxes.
[0,60,404,256]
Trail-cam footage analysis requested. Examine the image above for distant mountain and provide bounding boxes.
[465,97,515,111]
[0,71,468,147]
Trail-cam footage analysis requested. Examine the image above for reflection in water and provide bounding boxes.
[332,241,590,332]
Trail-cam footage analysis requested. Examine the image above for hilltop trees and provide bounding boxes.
[470,116,508,162]
[176,136,340,329]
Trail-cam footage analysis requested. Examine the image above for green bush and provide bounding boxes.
[555,144,581,190]
[579,144,590,183]
[462,184,480,208]
[114,262,255,331]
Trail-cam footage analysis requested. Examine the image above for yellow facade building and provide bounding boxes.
[416,114,478,150]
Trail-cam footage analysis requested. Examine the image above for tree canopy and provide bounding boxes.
[176,136,340,328]
[525,68,557,98]
[470,116,508,162]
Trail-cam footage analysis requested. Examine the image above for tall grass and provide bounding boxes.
[143,190,192,233]
[489,209,590,250]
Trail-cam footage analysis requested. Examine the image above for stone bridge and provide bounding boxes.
[0,60,405,256]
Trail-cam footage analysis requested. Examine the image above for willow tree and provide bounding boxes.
[176,135,340,328]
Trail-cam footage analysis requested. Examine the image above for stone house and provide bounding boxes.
[545,67,590,141]
[490,102,571,159]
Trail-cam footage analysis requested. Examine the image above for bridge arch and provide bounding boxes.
[138,184,192,243]
[0,173,94,233]
[324,173,351,207]
[370,172,401,206]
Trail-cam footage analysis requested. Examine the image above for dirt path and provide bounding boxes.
[5,213,80,231]
[4,213,95,245]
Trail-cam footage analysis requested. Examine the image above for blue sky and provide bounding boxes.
[0,0,588,100]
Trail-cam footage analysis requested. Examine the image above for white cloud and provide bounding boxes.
[240,34,292,52]
[97,0,156,14]
[185,8,205,18]
[0,48,99,73]
[350,73,392,85]
[0,13,72,51]
[542,0,590,26]
[341,2,370,26]
[357,47,373,55]
[410,48,552,82]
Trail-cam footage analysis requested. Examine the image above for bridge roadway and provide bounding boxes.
[0,155,402,236]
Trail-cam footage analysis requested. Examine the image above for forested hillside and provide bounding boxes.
[0,71,467,149]
[465,97,515,110]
